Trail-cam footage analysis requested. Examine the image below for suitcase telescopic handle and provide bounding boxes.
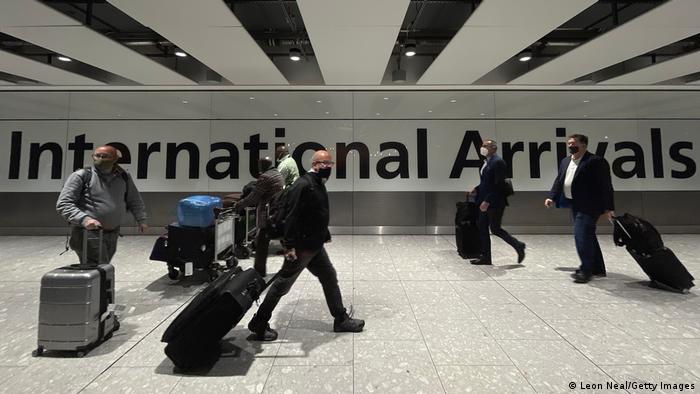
[609,216,632,240]
[81,227,104,266]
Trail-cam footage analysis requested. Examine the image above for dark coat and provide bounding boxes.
[548,151,615,216]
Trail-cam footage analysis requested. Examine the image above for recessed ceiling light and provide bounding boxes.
[181,100,188,104]
[316,100,322,103]
[404,43,416,57]
[174,49,187,58]
[57,56,71,62]
[249,97,255,100]
[480,113,486,116]
[273,113,278,117]
[450,99,457,103]
[428,110,433,113]
[383,97,389,100]
[582,99,591,103]
[583,114,588,117]
[325,111,330,115]
[289,48,302,61]
[518,49,532,62]
[376,112,381,116]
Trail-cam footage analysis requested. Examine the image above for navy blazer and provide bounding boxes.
[475,154,508,209]
[548,151,615,216]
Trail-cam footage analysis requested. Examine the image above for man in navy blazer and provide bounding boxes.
[470,139,526,265]
[545,134,615,283]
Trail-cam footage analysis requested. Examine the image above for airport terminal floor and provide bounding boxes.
[1,233,698,394]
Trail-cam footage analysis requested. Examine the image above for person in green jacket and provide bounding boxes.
[276,145,299,188]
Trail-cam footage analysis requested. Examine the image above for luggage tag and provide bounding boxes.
[185,262,193,276]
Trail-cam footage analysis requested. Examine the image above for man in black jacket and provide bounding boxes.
[470,139,525,265]
[247,150,364,341]
[545,134,615,283]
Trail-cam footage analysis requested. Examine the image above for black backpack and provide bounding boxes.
[613,213,664,256]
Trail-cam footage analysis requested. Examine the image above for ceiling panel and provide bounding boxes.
[0,80,15,85]
[297,0,410,85]
[0,49,104,85]
[600,49,700,85]
[419,0,595,85]
[511,0,700,85]
[0,0,194,85]
[108,0,287,85]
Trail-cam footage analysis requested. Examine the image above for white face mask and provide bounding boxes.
[480,147,489,156]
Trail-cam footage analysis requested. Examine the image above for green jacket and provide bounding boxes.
[277,154,300,188]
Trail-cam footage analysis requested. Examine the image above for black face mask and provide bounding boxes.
[317,167,332,179]
[569,146,580,154]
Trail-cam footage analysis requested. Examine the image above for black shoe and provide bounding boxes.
[470,258,492,265]
[573,269,606,278]
[247,314,278,341]
[516,243,526,264]
[334,313,365,333]
[572,272,592,283]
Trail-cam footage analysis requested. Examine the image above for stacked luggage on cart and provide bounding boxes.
[150,195,237,281]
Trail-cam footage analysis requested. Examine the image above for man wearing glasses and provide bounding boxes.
[57,145,148,265]
[248,149,364,341]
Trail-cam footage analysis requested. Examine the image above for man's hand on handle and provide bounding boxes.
[284,248,297,261]
[544,198,554,208]
[83,218,102,230]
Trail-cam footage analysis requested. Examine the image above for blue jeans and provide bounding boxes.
[572,210,606,275]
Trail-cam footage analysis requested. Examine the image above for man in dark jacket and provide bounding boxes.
[247,150,364,341]
[56,145,147,265]
[234,157,284,276]
[545,134,615,283]
[470,139,525,265]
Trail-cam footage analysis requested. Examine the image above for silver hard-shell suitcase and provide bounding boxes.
[34,229,118,357]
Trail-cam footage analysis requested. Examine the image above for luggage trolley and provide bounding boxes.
[151,209,239,281]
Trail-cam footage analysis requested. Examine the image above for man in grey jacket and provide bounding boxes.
[234,157,284,276]
[56,145,148,265]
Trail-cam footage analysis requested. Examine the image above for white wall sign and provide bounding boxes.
[0,91,698,192]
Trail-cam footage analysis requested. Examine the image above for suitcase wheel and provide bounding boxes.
[76,351,86,358]
[32,346,44,357]
[226,257,238,269]
[208,270,219,282]
[167,266,181,280]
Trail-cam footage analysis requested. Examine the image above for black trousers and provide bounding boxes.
[255,246,346,324]
[477,206,522,261]
[253,228,271,275]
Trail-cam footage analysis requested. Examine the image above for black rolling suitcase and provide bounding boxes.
[161,267,277,371]
[612,214,695,293]
[455,201,481,259]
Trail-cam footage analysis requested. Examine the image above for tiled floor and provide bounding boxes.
[1,234,699,393]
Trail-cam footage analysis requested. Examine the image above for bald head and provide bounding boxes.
[276,145,289,160]
[311,150,334,178]
[94,145,118,159]
[93,145,118,172]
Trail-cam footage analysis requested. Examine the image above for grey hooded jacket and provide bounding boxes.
[56,166,147,230]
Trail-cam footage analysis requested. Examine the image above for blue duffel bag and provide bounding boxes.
[176,195,222,227]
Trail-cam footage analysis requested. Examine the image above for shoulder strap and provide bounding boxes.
[81,167,93,196]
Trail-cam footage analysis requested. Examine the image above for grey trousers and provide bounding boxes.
[69,226,120,265]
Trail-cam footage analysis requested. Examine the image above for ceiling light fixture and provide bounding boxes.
[404,43,416,57]
[289,48,302,61]
[57,56,71,62]
[450,99,457,103]
[518,49,532,62]
[174,49,187,58]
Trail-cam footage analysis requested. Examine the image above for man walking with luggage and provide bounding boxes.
[248,150,364,341]
[545,134,615,283]
[470,139,526,265]
[57,145,148,265]
[234,157,284,276]
[276,145,300,188]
